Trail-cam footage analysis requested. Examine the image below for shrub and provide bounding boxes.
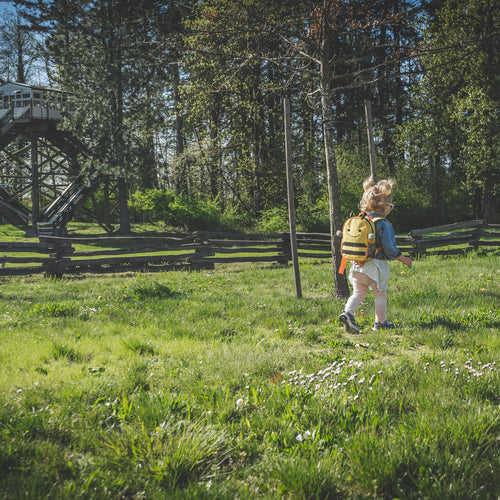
[129,190,246,232]
[255,207,289,233]
[168,197,219,231]
[129,190,175,223]
[297,194,330,232]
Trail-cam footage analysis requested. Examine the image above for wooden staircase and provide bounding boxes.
[42,168,101,229]
[0,110,102,235]
[0,186,32,226]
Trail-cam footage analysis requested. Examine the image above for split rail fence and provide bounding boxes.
[0,220,498,277]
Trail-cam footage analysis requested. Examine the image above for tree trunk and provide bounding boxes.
[109,26,130,234]
[320,34,350,298]
[173,61,187,195]
[209,96,221,199]
[102,177,111,228]
[482,170,496,223]
[118,177,130,234]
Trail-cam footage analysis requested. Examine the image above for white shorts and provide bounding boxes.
[349,259,390,292]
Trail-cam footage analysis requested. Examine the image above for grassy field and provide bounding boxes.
[0,236,499,498]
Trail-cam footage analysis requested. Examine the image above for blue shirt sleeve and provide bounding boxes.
[374,218,402,260]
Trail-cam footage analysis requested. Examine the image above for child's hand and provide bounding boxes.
[397,255,413,268]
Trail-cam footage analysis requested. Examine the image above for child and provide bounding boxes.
[338,176,412,333]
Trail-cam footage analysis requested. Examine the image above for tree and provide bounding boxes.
[0,9,41,83]
[421,0,500,221]
[15,0,189,233]
[181,0,422,296]
[183,0,295,214]
[276,0,422,296]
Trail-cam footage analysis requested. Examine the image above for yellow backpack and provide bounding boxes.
[338,213,384,274]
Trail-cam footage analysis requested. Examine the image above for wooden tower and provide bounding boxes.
[0,82,101,235]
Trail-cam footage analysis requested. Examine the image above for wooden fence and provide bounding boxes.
[0,221,498,277]
[408,220,500,255]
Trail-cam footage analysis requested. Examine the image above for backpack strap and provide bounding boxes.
[370,216,385,256]
[339,256,347,275]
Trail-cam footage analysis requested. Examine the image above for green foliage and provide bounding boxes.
[7,0,497,242]
[397,0,500,222]
[129,189,248,232]
[168,196,218,232]
[129,189,176,223]
[297,200,330,233]
[255,207,289,233]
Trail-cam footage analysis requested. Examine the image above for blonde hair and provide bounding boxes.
[359,176,394,213]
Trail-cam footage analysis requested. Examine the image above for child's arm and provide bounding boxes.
[396,254,412,268]
[378,221,412,268]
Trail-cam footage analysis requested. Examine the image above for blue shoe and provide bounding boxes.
[339,312,360,334]
[373,320,397,331]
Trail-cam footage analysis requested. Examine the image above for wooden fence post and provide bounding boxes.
[283,96,302,299]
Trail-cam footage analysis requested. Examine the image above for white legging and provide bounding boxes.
[345,271,387,323]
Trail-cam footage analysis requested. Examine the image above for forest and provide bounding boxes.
[1,0,499,235]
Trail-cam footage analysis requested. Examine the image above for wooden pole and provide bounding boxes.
[364,99,377,182]
[31,134,39,232]
[283,97,302,299]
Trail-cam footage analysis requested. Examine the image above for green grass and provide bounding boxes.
[0,245,499,499]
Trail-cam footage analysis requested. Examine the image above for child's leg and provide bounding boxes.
[345,272,369,316]
[373,288,388,323]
